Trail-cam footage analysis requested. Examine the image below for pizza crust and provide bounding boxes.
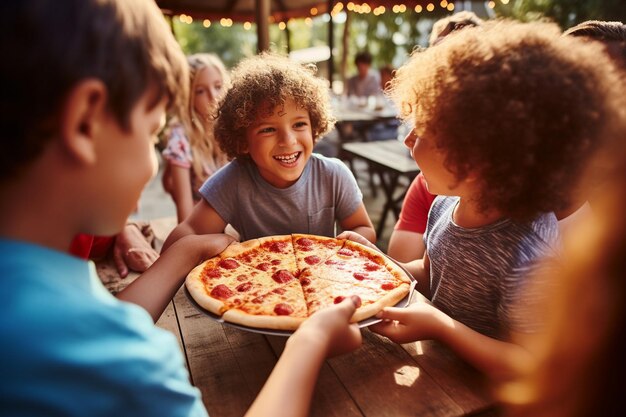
[350,282,410,322]
[223,308,305,330]
[185,263,226,315]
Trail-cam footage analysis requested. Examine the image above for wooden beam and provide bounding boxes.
[256,0,270,53]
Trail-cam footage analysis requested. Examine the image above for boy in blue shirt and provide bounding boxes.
[0,1,362,416]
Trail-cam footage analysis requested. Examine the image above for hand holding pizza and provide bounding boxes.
[336,231,381,253]
[292,295,363,358]
[369,302,449,344]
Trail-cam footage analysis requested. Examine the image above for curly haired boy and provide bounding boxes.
[343,20,625,381]
[163,53,375,250]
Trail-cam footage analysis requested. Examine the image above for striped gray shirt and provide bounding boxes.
[425,196,559,339]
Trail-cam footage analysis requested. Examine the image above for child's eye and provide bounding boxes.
[258,127,275,134]
[293,121,309,129]
[195,88,205,95]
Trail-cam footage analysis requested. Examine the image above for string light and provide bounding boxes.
[202,19,210,27]
[278,21,286,30]
[415,5,423,13]
[447,2,454,11]
[488,1,496,8]
[310,7,318,15]
[426,3,435,12]
[243,21,251,30]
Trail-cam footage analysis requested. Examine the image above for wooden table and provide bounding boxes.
[342,140,421,238]
[97,217,498,417]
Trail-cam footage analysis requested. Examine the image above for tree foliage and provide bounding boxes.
[496,0,626,29]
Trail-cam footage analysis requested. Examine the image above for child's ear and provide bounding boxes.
[59,79,108,166]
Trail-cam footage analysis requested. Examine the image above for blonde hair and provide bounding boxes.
[180,53,230,180]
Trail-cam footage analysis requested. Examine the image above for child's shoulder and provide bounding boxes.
[308,153,351,175]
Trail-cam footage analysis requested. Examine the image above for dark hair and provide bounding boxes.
[0,0,188,180]
[355,51,373,65]
[214,53,335,160]
[389,20,626,221]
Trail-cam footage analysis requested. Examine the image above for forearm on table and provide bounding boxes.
[115,250,194,322]
[245,332,327,417]
[161,222,195,253]
[436,316,532,381]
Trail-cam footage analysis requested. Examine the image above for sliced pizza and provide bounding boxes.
[292,233,345,273]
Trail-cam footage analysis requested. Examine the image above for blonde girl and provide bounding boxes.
[162,53,230,222]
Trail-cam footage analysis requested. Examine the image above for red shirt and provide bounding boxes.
[394,173,437,234]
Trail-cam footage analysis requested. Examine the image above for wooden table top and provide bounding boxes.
[342,140,420,175]
[97,217,498,417]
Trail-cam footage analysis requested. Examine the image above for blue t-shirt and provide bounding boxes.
[0,239,207,417]
[199,153,363,241]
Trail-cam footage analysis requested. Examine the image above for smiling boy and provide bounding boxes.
[163,53,375,250]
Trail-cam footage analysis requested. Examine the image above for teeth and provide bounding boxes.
[274,152,299,164]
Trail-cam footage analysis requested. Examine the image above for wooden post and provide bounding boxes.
[328,0,335,84]
[256,0,270,53]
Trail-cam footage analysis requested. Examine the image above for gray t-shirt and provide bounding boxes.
[425,196,559,339]
[199,153,363,241]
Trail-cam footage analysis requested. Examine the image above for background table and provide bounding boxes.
[97,217,498,417]
[342,140,421,238]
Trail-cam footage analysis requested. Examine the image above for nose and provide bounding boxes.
[279,129,297,146]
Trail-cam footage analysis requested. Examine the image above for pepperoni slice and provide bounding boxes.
[297,238,314,247]
[272,270,294,283]
[204,268,221,278]
[300,277,311,286]
[364,262,381,271]
[304,255,321,265]
[353,272,367,281]
[256,262,270,271]
[266,241,287,253]
[381,282,396,290]
[337,248,353,257]
[210,284,234,300]
[218,259,239,270]
[334,296,345,304]
[271,259,281,265]
[236,282,252,292]
[274,303,294,316]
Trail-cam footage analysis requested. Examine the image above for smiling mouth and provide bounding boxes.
[273,152,301,165]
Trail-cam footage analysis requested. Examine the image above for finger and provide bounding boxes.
[112,246,129,278]
[375,306,411,321]
[335,295,361,318]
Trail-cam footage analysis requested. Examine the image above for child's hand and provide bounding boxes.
[337,231,380,252]
[171,233,236,266]
[290,296,363,358]
[369,302,447,344]
[112,224,159,277]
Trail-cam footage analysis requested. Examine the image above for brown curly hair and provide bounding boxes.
[214,52,335,159]
[389,20,626,221]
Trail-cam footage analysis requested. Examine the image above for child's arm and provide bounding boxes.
[245,296,362,417]
[370,303,532,381]
[168,164,195,223]
[339,203,376,243]
[161,200,228,252]
[117,233,235,321]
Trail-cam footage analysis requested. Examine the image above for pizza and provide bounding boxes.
[185,234,412,331]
